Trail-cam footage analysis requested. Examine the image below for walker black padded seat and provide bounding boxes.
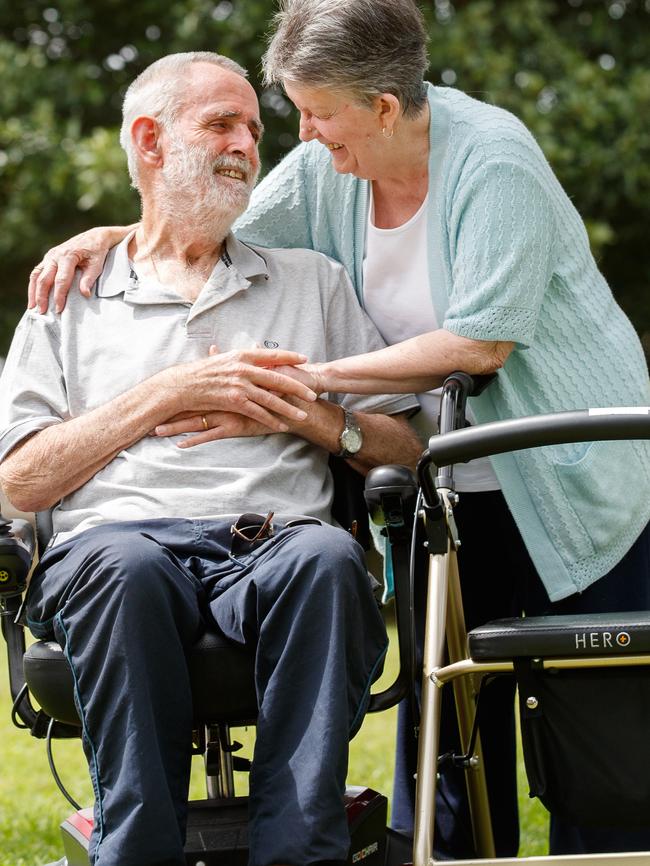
[23,629,258,729]
[468,611,650,661]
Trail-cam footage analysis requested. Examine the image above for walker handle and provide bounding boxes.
[426,408,650,468]
[431,372,497,493]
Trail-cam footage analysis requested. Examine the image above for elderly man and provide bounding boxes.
[0,53,421,866]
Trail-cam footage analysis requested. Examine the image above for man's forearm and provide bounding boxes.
[346,411,422,474]
[285,399,422,474]
[0,348,319,513]
[0,373,178,513]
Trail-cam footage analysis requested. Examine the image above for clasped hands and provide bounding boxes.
[154,345,324,448]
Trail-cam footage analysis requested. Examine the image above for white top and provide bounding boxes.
[362,192,500,492]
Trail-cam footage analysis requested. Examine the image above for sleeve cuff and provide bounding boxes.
[0,418,62,463]
[444,305,538,346]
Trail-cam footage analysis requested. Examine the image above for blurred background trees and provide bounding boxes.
[1,0,649,359]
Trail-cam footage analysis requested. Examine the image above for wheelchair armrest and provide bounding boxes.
[0,512,40,731]
[329,455,371,550]
[1,593,43,732]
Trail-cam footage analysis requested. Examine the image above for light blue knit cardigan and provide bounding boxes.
[236,84,650,601]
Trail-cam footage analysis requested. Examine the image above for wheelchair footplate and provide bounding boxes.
[59,787,388,866]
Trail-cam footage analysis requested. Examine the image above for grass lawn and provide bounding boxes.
[0,623,548,865]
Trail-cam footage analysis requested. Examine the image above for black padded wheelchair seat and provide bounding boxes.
[468,611,650,661]
[24,629,258,729]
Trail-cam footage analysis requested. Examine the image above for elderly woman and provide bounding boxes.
[28,0,650,858]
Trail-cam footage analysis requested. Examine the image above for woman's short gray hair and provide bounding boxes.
[120,52,248,189]
[263,0,429,118]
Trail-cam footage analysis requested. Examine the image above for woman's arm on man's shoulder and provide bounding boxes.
[28,224,138,313]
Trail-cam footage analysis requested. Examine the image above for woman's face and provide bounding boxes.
[283,81,384,179]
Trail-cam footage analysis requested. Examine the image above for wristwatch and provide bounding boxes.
[337,409,363,458]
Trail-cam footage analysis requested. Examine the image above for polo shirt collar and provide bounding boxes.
[96,231,138,299]
[223,233,269,280]
[95,231,269,306]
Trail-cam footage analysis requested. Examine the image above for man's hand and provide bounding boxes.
[154,411,273,446]
[157,348,317,432]
[155,347,322,445]
[28,225,134,314]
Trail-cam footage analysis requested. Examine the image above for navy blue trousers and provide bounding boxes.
[26,518,388,866]
[391,490,650,858]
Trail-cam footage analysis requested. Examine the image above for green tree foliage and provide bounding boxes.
[1,0,649,360]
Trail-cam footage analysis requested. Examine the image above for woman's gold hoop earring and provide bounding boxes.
[382,126,394,139]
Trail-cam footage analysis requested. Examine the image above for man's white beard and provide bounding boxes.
[158,133,259,241]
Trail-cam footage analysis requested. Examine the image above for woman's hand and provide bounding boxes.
[274,362,326,395]
[28,225,134,314]
[154,411,273,447]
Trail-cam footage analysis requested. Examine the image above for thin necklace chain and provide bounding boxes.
[138,235,220,285]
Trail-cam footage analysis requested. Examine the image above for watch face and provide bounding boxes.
[341,426,363,454]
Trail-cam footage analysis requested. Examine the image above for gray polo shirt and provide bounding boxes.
[0,233,416,544]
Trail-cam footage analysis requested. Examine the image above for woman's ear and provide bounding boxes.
[375,93,401,136]
[131,115,163,169]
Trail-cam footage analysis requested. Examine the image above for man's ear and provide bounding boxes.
[131,116,163,169]
[374,93,401,137]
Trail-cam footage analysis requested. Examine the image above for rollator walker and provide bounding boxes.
[2,372,650,866]
[374,372,650,866]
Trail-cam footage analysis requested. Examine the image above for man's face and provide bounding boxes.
[157,64,263,229]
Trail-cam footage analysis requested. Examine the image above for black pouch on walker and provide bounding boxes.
[515,659,650,828]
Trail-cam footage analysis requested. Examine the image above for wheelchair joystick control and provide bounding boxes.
[0,513,36,598]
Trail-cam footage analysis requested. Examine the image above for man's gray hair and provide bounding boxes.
[120,52,248,189]
[263,0,429,118]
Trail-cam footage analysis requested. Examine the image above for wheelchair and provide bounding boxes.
[0,452,417,866]
[3,373,650,866]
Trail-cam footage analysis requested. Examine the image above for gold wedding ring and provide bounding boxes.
[201,415,209,431]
